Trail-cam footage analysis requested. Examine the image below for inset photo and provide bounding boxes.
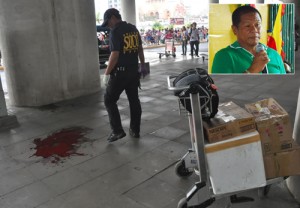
[209,4,295,74]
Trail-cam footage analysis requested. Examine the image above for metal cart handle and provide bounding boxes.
[167,75,208,183]
[167,75,190,91]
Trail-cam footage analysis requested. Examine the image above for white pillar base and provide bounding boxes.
[0,78,7,117]
[0,114,18,131]
[0,77,18,130]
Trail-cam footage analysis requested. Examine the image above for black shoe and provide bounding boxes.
[107,131,126,143]
[195,55,199,57]
[129,128,140,138]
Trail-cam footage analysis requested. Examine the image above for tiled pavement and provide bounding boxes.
[0,51,299,208]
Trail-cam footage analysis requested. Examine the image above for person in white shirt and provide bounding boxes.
[189,22,200,57]
[181,26,188,55]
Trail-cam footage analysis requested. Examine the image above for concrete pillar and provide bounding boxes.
[121,0,136,25]
[0,0,100,107]
[286,88,300,203]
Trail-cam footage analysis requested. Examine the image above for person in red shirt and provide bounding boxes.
[165,29,173,39]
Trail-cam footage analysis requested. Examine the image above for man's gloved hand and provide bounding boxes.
[139,63,148,79]
[102,74,110,86]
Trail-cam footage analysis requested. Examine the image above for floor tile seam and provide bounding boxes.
[139,93,168,97]
[39,110,108,125]
[39,163,114,192]
[36,160,153,207]
[141,111,179,118]
[36,148,125,180]
[9,154,112,197]
[55,137,153,172]
[148,119,187,134]
[120,160,179,196]
[0,157,28,177]
[0,135,185,202]
[0,175,44,199]
[0,160,86,198]
[19,162,136,208]
[150,166,192,193]
[124,195,156,208]
[0,130,54,149]
[81,137,174,181]
[141,105,177,111]
[1,177,78,208]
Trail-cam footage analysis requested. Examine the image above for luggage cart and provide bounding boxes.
[158,38,176,59]
[167,75,285,208]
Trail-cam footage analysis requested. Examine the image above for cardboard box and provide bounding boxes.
[203,101,256,143]
[205,131,266,195]
[245,98,294,155]
[263,147,300,179]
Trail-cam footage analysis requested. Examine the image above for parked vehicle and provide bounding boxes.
[97,26,110,65]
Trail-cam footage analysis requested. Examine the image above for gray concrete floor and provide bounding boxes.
[0,49,299,208]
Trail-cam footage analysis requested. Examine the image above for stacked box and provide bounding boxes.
[245,98,294,154]
[263,147,300,179]
[203,101,256,143]
[245,98,300,179]
[205,131,266,195]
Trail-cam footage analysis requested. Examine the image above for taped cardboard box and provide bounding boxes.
[203,101,256,143]
[264,147,300,179]
[245,98,294,155]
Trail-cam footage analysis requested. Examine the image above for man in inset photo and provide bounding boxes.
[209,4,294,74]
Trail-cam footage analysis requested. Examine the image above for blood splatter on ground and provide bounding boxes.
[32,126,91,164]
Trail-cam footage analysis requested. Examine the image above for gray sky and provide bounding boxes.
[94,0,108,15]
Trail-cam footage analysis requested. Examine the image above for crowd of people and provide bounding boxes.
[140,25,208,46]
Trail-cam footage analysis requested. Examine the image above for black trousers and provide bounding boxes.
[190,40,199,56]
[104,68,141,134]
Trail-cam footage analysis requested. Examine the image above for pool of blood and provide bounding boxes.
[32,127,91,163]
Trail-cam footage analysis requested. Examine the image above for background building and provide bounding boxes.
[137,0,208,29]
[108,0,122,12]
[94,0,208,29]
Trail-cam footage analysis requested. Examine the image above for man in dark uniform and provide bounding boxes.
[101,8,145,142]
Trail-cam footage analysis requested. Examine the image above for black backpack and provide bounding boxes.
[173,68,219,119]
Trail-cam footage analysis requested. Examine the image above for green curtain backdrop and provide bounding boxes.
[268,4,295,73]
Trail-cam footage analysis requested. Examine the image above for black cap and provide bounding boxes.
[101,8,121,27]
